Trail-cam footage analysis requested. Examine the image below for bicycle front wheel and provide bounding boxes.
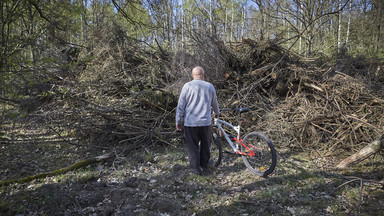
[210,126,222,167]
[241,132,277,177]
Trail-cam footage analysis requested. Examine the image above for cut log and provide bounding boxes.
[0,152,113,187]
[336,136,384,169]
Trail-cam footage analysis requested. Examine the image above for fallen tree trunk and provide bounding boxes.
[0,152,113,187]
[336,135,384,169]
[0,97,20,105]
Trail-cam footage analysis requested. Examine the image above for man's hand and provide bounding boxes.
[176,124,183,131]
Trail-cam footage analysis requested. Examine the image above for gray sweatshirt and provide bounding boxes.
[176,79,220,127]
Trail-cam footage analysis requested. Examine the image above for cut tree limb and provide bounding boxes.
[0,152,113,187]
[336,135,384,169]
[251,64,273,76]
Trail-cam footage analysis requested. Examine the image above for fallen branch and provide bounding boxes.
[336,135,384,169]
[0,97,20,105]
[0,153,113,187]
[251,64,273,76]
[303,82,324,92]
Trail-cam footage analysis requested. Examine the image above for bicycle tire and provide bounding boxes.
[241,132,277,177]
[210,126,223,167]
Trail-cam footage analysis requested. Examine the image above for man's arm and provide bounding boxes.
[211,86,220,116]
[176,86,187,130]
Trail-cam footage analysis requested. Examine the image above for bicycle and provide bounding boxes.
[210,107,277,177]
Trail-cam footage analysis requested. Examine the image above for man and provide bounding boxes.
[176,66,220,175]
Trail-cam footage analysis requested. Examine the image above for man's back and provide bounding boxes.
[176,79,219,127]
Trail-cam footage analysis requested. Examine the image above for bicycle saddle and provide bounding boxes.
[235,107,249,113]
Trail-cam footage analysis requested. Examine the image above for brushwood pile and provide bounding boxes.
[31,36,384,166]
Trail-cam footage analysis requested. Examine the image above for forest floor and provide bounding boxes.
[1,118,384,216]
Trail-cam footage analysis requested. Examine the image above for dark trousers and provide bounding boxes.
[184,126,212,174]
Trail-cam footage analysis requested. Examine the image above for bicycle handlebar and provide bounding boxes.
[220,108,231,112]
[236,107,249,113]
[220,107,249,113]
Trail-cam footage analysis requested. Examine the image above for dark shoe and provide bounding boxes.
[190,172,202,176]
[206,164,218,173]
[201,167,212,176]
[190,167,203,176]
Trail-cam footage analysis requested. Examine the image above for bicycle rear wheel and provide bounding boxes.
[241,132,277,177]
[210,126,222,167]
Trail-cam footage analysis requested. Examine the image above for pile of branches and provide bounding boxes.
[31,26,183,152]
[178,35,384,167]
[29,28,384,165]
[261,63,384,151]
[211,39,384,164]
[35,34,293,152]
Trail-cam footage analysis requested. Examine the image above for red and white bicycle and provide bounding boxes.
[210,107,277,177]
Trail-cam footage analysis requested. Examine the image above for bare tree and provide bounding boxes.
[337,0,342,54]
[375,0,383,52]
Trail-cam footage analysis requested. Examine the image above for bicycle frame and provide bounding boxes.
[211,107,277,177]
[213,118,240,152]
[214,108,256,157]
[213,113,256,157]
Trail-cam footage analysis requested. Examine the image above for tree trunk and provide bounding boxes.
[345,1,351,45]
[336,136,384,169]
[0,153,113,187]
[181,1,184,50]
[81,0,88,44]
[299,2,303,55]
[231,1,234,41]
[0,0,6,75]
[337,1,342,54]
[375,0,382,52]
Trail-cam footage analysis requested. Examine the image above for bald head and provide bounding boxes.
[192,66,205,80]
